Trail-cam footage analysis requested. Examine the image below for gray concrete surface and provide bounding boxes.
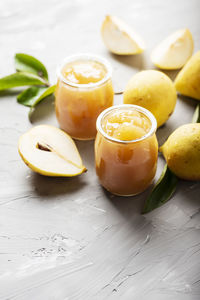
[0,0,200,299]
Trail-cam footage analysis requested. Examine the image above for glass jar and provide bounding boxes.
[95,104,158,196]
[55,54,114,140]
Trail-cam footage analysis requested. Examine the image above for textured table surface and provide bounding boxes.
[0,0,200,299]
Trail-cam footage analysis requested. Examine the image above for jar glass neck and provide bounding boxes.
[96,104,157,144]
[57,53,112,89]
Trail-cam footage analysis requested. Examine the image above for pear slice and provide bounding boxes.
[18,125,87,177]
[101,15,145,55]
[174,51,200,100]
[151,29,194,70]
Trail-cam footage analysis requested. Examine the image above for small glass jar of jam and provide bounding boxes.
[55,54,114,140]
[95,104,158,196]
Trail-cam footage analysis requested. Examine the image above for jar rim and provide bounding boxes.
[56,53,112,88]
[96,104,157,144]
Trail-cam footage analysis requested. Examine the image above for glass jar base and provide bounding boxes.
[71,136,95,141]
[103,186,146,197]
[111,192,141,197]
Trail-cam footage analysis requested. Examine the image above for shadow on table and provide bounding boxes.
[29,95,55,123]
[156,68,180,81]
[156,122,176,147]
[110,52,145,71]
[75,139,95,169]
[156,94,197,146]
[178,94,198,109]
[177,179,200,208]
[30,172,87,199]
[0,89,23,97]
[101,184,152,218]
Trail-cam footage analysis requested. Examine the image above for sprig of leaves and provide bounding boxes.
[142,165,178,214]
[142,102,200,214]
[17,85,56,122]
[0,72,47,91]
[0,53,55,120]
[15,53,49,81]
[17,85,56,107]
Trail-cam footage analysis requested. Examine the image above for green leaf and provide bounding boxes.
[142,165,178,214]
[17,86,46,107]
[192,104,200,123]
[15,53,48,81]
[0,72,47,91]
[17,85,56,107]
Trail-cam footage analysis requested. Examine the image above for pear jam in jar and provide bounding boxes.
[55,54,114,140]
[95,105,158,196]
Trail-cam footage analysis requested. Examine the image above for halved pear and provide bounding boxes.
[174,51,200,100]
[18,125,87,176]
[101,15,145,55]
[151,29,194,69]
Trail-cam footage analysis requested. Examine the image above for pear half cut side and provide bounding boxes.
[151,28,194,70]
[18,125,87,177]
[101,15,145,55]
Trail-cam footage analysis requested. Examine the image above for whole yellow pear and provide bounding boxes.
[160,123,200,180]
[123,70,177,127]
[174,51,200,100]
